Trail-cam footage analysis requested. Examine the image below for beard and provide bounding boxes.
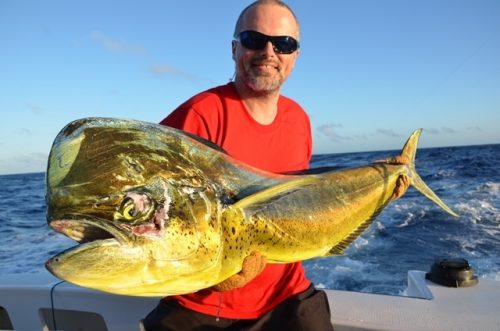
[241,59,285,93]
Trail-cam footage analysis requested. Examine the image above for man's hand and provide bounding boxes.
[212,251,267,292]
[392,175,410,201]
[388,155,411,201]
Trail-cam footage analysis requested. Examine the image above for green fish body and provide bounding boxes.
[45,117,457,296]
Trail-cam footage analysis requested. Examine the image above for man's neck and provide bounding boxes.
[234,81,280,125]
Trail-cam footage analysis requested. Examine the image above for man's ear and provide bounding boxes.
[231,40,237,61]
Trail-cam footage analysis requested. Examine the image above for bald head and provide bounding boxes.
[231,0,300,96]
[233,0,300,40]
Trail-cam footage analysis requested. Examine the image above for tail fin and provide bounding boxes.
[403,129,459,217]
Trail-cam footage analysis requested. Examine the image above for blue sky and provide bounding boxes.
[1,0,499,175]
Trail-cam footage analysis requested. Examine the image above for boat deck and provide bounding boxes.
[1,270,499,330]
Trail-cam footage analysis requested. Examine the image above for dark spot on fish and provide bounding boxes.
[231,227,235,235]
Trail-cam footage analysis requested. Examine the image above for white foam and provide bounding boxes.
[476,182,500,193]
[435,169,457,178]
[455,199,499,223]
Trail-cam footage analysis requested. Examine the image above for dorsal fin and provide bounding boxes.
[182,131,228,154]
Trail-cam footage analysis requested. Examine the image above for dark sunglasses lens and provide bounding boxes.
[273,37,298,54]
[238,31,298,54]
[239,31,267,50]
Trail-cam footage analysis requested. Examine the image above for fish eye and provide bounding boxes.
[114,193,154,223]
[119,197,139,221]
[122,200,138,220]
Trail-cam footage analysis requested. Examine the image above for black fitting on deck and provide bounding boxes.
[426,258,478,288]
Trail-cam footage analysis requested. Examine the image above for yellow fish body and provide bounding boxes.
[45,118,457,296]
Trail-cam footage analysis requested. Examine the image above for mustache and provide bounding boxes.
[251,60,279,66]
[249,59,281,72]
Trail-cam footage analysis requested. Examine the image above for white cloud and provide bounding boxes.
[0,152,48,175]
[15,128,33,136]
[466,126,482,132]
[426,127,458,135]
[90,31,146,55]
[148,64,200,82]
[316,123,351,142]
[441,127,456,134]
[26,104,43,114]
[377,129,401,137]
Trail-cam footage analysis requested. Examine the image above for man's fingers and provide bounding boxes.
[392,175,410,200]
[212,252,267,292]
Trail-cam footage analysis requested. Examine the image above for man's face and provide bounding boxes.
[232,4,300,94]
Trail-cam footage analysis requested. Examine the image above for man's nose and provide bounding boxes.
[260,41,277,57]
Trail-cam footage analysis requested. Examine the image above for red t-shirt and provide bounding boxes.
[159,82,312,319]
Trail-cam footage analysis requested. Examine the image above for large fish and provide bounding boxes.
[45,117,457,296]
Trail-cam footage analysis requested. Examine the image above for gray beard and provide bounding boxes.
[246,71,284,93]
[237,58,285,93]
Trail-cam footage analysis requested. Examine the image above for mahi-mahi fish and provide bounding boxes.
[45,117,458,296]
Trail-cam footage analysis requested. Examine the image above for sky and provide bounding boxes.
[1,0,499,175]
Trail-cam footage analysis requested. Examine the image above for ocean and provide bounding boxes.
[1,143,499,296]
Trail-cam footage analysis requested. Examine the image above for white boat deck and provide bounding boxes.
[328,271,500,331]
[1,270,499,331]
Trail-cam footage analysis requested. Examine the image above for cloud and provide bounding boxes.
[316,123,352,142]
[426,128,439,135]
[466,126,482,132]
[317,123,341,136]
[441,127,456,134]
[426,127,457,135]
[13,152,48,164]
[90,31,146,55]
[377,129,401,137]
[0,152,48,175]
[353,133,369,140]
[26,104,43,114]
[148,64,200,82]
[15,128,33,136]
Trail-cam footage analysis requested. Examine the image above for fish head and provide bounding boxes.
[45,118,223,295]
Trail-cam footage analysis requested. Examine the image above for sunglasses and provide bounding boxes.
[235,30,299,54]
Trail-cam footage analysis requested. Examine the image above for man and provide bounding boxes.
[143,1,333,330]
[143,1,407,330]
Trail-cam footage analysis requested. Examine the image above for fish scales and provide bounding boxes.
[225,164,403,263]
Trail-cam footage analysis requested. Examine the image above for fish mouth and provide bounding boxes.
[49,216,132,244]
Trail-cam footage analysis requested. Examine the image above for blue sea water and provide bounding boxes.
[1,144,499,296]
